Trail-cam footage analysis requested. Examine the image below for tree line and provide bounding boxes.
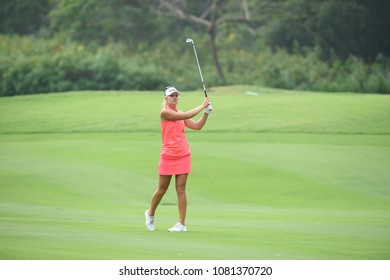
[1,0,389,95]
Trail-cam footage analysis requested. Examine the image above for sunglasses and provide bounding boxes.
[168,94,179,98]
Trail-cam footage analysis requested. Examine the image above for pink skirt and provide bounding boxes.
[158,154,191,175]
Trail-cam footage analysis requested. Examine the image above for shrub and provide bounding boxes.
[219,44,390,93]
[1,35,389,96]
[0,35,168,96]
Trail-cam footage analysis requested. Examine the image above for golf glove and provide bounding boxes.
[205,104,213,114]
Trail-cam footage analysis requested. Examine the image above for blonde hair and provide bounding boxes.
[161,86,169,108]
[161,97,167,109]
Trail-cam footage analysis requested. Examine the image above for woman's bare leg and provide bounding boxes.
[149,175,172,216]
[175,173,188,225]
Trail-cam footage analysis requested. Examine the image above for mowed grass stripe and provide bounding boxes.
[1,132,389,259]
[0,86,389,134]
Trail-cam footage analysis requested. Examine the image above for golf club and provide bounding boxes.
[186,38,209,99]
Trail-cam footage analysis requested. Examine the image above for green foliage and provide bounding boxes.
[1,35,390,96]
[219,44,390,93]
[265,0,390,60]
[0,0,51,34]
[48,0,175,46]
[0,36,169,96]
[1,0,390,95]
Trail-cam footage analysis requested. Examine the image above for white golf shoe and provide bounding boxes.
[168,222,187,232]
[145,210,155,231]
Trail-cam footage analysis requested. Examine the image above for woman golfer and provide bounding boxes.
[145,86,212,232]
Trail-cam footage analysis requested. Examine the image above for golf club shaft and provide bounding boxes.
[190,43,208,97]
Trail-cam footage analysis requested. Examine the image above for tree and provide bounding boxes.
[264,0,390,60]
[0,0,51,34]
[48,0,174,46]
[153,0,262,84]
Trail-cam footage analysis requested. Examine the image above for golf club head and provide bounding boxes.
[186,38,194,44]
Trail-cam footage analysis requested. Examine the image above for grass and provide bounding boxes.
[0,86,389,259]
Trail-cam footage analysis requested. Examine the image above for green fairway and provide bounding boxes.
[0,86,389,259]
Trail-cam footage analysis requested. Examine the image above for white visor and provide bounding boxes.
[164,86,180,96]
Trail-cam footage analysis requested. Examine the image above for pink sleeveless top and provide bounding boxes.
[160,107,191,159]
